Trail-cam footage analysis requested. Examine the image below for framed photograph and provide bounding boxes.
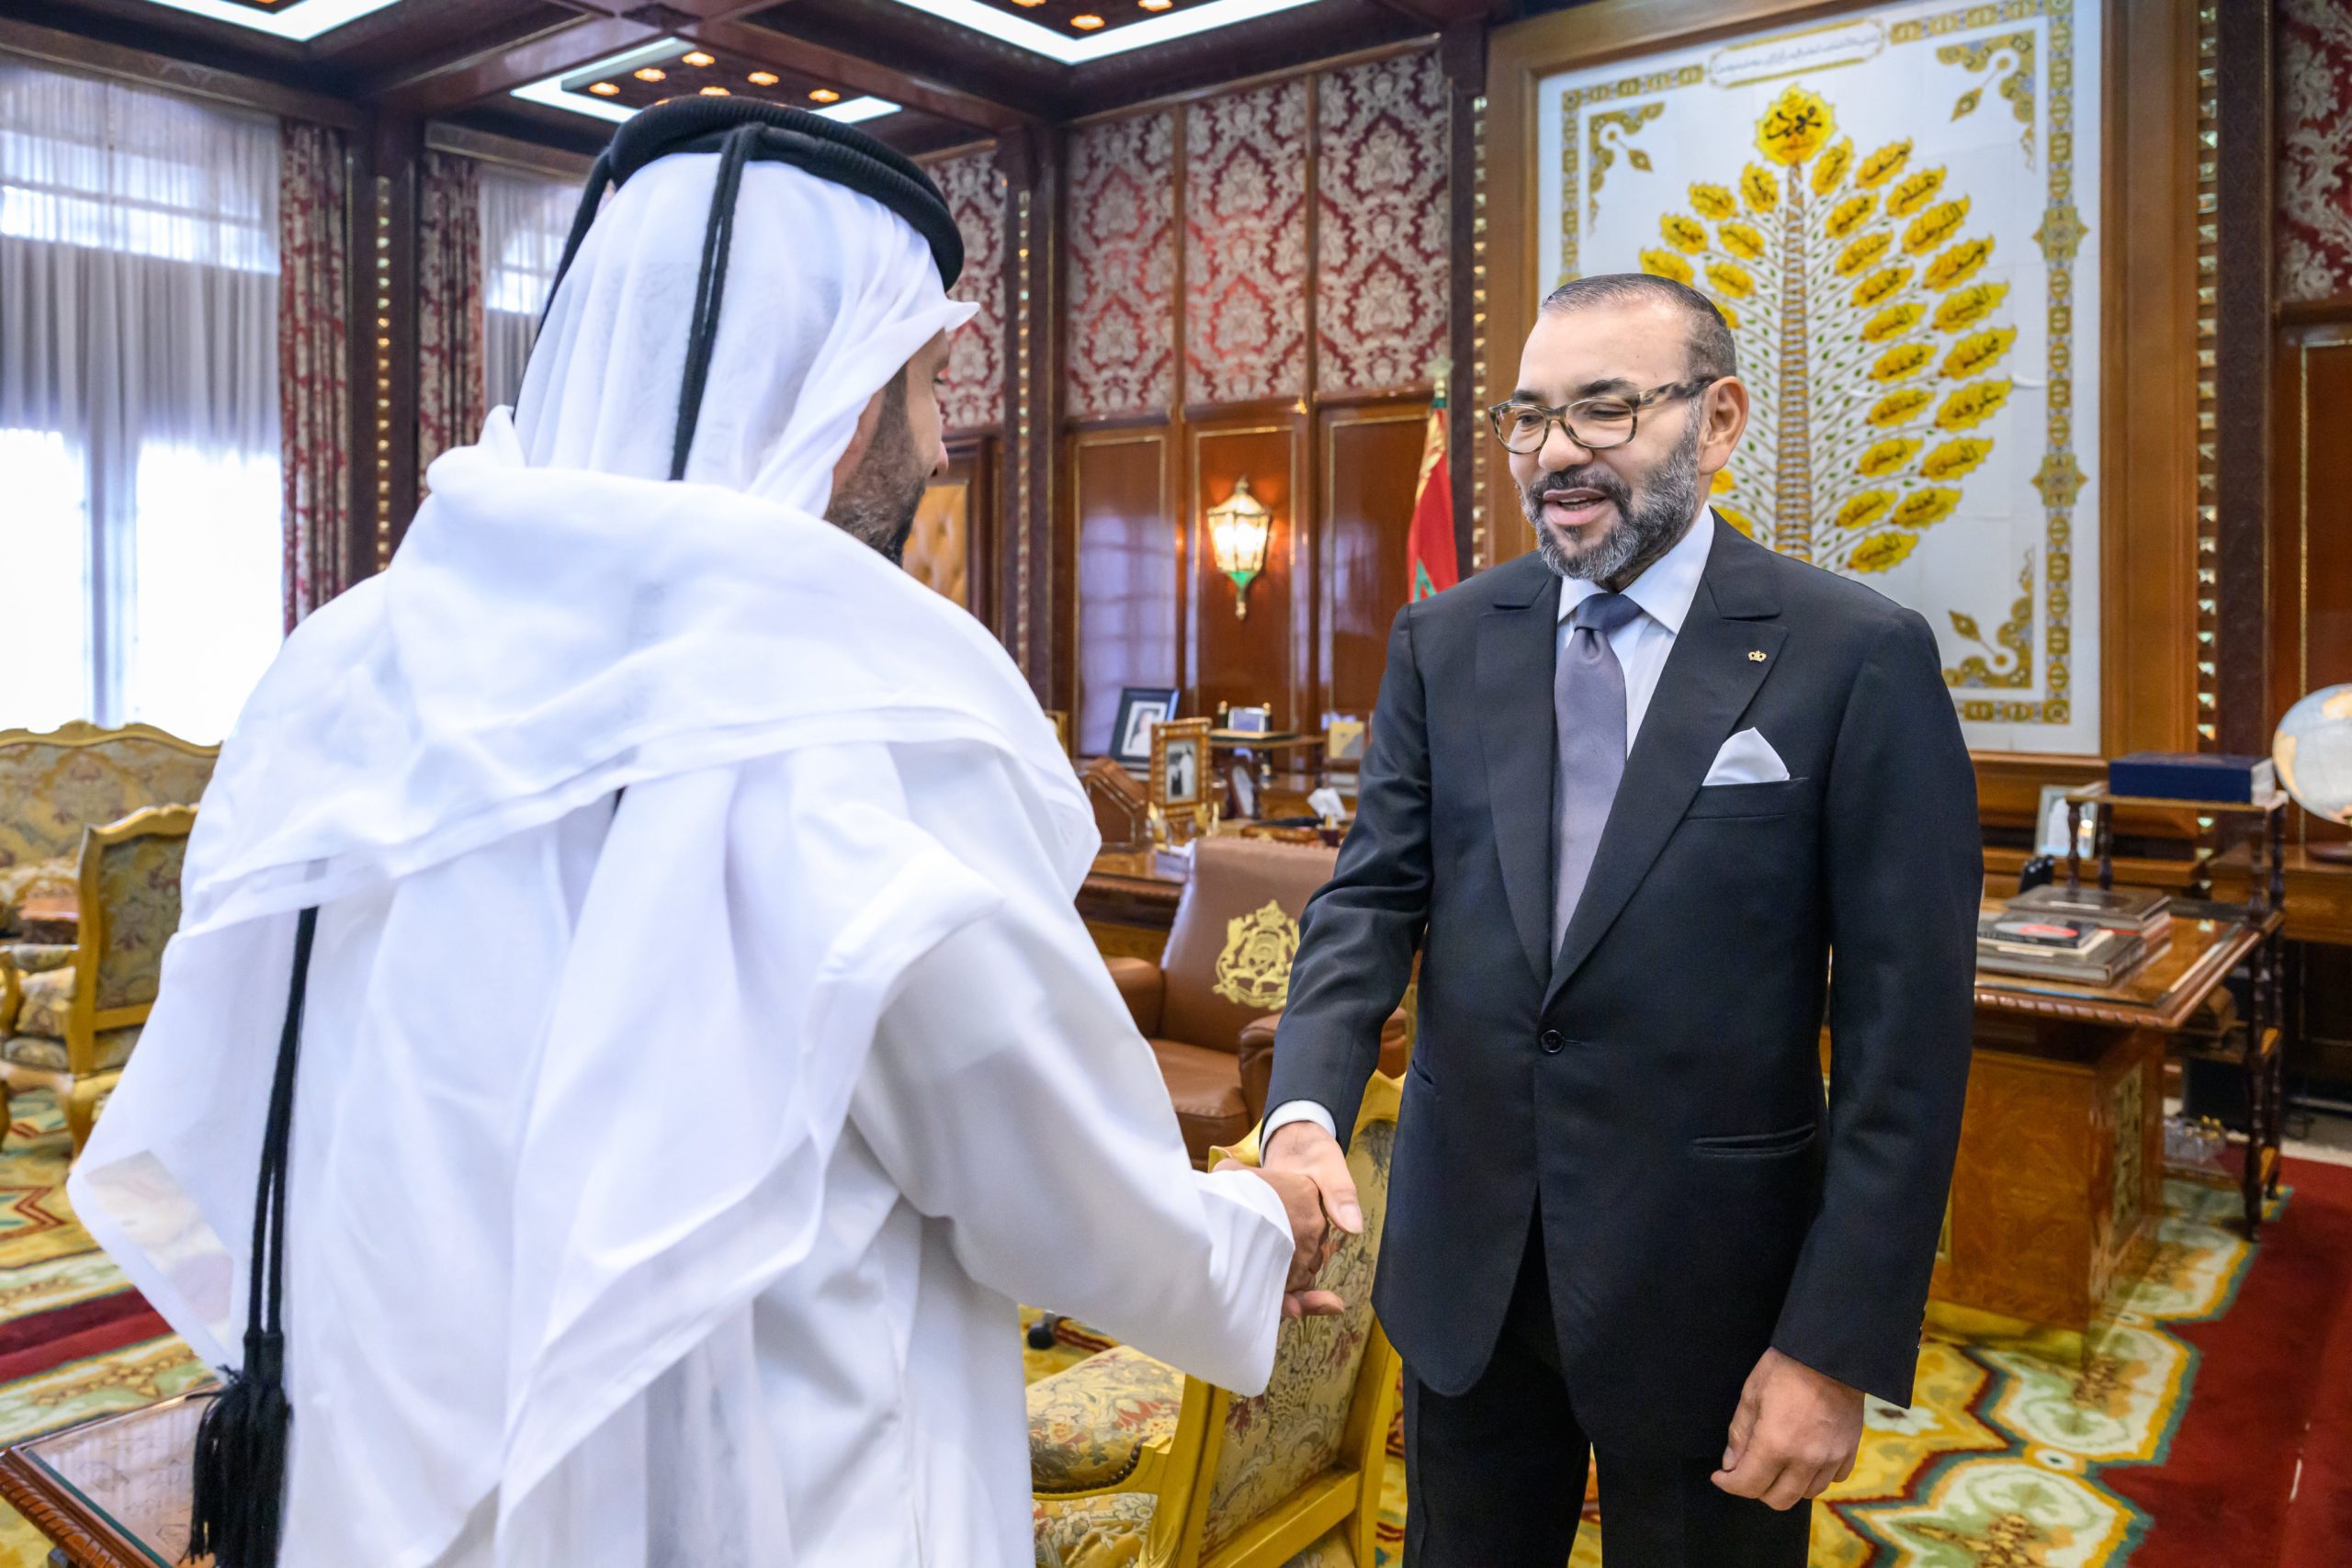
[1149,717,1216,840]
[1226,705,1272,736]
[1111,687,1180,766]
[1325,717,1367,764]
[2035,784,2097,859]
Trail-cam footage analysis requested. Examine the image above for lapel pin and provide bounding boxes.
[1748,650,1768,662]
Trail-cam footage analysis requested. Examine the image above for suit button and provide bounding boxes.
[1540,1030,1565,1054]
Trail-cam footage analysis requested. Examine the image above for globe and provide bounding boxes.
[2274,684,2352,851]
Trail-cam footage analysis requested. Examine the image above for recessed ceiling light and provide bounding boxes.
[1139,0,1172,9]
[634,67,666,81]
[519,39,899,128]
[700,85,730,96]
[124,0,404,41]
[683,51,716,66]
[1071,12,1104,25]
[748,71,780,85]
[1012,0,1045,6]
[808,87,842,103]
[589,82,621,96]
[879,0,1315,62]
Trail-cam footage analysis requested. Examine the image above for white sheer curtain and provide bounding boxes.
[0,62,283,742]
[480,164,577,413]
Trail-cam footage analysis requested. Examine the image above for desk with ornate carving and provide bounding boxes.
[0,1390,210,1567]
[1930,900,2278,1358]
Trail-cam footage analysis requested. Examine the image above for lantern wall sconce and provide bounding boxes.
[1206,474,1275,619]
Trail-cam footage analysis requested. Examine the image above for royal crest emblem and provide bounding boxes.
[1214,899,1302,1011]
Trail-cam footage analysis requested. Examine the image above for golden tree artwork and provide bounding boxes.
[1636,84,2016,576]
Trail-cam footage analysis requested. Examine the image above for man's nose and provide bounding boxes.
[1538,419,1595,472]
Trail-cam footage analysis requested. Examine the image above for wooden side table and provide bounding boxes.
[0,1390,209,1566]
[1936,902,2277,1355]
[2062,785,2292,1235]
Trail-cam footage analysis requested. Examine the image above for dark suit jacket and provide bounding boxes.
[1266,514,1981,1456]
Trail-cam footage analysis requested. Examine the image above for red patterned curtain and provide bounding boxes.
[416,151,484,496]
[278,120,351,630]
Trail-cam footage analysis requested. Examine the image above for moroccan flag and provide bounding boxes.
[1408,389,1459,602]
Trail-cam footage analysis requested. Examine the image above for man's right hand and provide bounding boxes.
[1260,1120,1364,1325]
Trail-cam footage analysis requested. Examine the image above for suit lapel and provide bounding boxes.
[1476,558,1563,988]
[1545,518,1786,1007]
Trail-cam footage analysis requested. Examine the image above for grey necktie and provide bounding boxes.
[1553,592,1643,953]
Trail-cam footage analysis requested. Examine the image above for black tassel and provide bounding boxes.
[187,907,317,1568]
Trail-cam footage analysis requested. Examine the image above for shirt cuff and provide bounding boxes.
[1262,1099,1337,1145]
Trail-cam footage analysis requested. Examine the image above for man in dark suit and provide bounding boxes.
[1261,273,1981,1566]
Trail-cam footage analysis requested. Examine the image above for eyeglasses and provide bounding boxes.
[1486,378,1714,455]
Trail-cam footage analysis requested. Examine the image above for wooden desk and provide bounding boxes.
[1080,850,1188,963]
[1931,902,2278,1356]
[2211,842,2352,946]
[0,1390,210,1566]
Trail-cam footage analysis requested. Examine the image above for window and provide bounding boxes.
[0,63,282,740]
[480,164,580,412]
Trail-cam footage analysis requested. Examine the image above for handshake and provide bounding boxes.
[1218,1119,1365,1321]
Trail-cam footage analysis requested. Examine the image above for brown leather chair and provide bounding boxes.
[1106,836,1409,1167]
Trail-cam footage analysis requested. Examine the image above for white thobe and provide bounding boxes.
[72,426,1295,1568]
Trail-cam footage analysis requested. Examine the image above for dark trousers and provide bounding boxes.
[1401,1210,1814,1568]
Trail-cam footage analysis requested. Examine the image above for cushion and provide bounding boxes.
[14,967,73,1040]
[1,945,74,975]
[1033,1491,1155,1568]
[1028,1344,1184,1495]
[3,1025,139,1075]
[1148,1039,1250,1164]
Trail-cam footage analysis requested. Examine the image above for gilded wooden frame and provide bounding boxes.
[0,804,196,1153]
[1036,1072,1406,1568]
[1150,716,1217,842]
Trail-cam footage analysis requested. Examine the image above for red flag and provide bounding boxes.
[1408,390,1459,602]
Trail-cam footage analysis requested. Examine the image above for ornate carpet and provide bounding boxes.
[0,1091,2333,1566]
[1027,1170,2352,1568]
[0,1089,209,1567]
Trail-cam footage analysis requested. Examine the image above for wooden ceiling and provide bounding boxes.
[8,0,1526,159]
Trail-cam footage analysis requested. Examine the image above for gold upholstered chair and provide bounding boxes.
[0,722,216,952]
[1028,1073,1403,1568]
[0,806,195,1153]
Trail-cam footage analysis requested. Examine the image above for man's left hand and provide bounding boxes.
[1710,1348,1863,1510]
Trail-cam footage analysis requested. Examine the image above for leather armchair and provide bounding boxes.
[1103,836,1409,1167]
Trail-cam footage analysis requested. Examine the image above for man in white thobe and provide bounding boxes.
[70,107,1332,1567]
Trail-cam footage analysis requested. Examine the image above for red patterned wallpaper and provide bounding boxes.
[1067,112,1178,419]
[1317,51,1450,395]
[1185,79,1309,405]
[2280,0,2352,303]
[933,149,1006,432]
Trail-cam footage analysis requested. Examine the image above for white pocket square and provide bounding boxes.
[1702,728,1791,786]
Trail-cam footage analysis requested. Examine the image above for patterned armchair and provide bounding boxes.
[0,722,215,942]
[1029,1073,1403,1568]
[0,806,195,1153]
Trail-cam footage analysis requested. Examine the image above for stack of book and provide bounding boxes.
[1977,884,2172,986]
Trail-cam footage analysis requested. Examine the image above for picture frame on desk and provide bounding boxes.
[1149,717,1216,842]
[1111,687,1180,766]
[1326,716,1367,765]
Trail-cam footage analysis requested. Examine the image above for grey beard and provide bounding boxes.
[1529,415,1704,584]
